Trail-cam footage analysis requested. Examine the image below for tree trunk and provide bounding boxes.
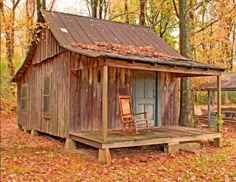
[139,0,146,25]
[179,0,194,127]
[124,0,129,23]
[98,0,103,19]
[225,91,230,105]
[42,0,46,9]
[37,0,42,21]
[91,0,98,18]
[5,32,15,77]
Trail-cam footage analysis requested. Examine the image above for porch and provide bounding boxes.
[69,126,221,163]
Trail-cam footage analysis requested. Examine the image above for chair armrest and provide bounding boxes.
[134,112,147,116]
[122,113,134,116]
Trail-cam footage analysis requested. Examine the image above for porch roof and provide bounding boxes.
[198,73,236,91]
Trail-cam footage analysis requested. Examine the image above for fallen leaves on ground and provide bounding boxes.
[1,113,236,181]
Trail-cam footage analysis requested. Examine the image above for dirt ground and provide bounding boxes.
[1,113,236,181]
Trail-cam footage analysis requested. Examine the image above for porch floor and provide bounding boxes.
[69,126,221,149]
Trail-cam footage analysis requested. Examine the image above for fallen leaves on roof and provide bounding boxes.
[71,42,186,61]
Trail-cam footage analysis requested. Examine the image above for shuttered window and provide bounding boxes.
[43,76,51,114]
[21,84,28,112]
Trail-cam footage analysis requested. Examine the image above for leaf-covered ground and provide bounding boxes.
[1,114,236,182]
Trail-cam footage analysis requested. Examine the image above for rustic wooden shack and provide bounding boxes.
[13,10,225,163]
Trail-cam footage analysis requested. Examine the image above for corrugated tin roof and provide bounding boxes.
[42,10,185,59]
[41,10,225,70]
[13,10,225,82]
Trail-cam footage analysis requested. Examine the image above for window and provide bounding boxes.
[21,84,28,112]
[43,76,51,114]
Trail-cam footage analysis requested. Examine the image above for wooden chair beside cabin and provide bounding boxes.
[118,95,150,133]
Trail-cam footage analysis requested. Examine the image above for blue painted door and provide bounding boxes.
[133,71,157,126]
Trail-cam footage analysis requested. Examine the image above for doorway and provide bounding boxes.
[133,71,158,126]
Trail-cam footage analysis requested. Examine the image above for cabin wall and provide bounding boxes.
[108,67,132,129]
[159,72,180,126]
[69,57,132,132]
[69,60,179,131]
[69,54,103,132]
[17,51,71,138]
[33,28,64,64]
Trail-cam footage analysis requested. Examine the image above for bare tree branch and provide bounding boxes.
[109,9,138,20]
[172,0,179,19]
[13,0,21,11]
[193,6,236,35]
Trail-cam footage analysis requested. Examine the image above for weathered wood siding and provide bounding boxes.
[33,28,64,64]
[17,27,180,135]
[69,54,103,132]
[70,58,133,132]
[17,27,70,138]
[17,52,70,138]
[159,72,180,126]
[69,61,179,131]
[108,67,132,129]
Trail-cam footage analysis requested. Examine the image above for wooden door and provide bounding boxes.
[133,71,157,126]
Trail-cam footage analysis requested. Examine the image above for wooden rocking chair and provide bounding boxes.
[118,95,149,133]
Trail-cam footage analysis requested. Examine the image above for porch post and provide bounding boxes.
[207,91,211,127]
[102,65,108,141]
[216,75,222,132]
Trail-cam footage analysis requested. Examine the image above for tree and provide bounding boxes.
[139,0,146,25]
[178,0,195,127]
[1,0,21,77]
[85,0,109,19]
[25,0,35,44]
[145,0,178,47]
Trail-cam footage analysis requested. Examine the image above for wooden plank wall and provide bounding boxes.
[108,67,132,129]
[69,54,103,132]
[70,59,133,132]
[33,28,64,64]
[17,51,71,138]
[159,72,180,126]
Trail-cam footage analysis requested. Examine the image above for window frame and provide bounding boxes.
[43,74,51,117]
[21,84,28,112]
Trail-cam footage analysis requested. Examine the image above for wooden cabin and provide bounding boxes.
[13,10,225,163]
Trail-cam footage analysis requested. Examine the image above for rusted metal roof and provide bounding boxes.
[41,10,224,70]
[13,10,225,82]
[199,73,236,91]
[42,10,185,59]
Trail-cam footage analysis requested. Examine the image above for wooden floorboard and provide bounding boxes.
[69,127,221,149]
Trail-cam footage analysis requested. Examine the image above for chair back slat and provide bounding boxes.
[118,95,149,133]
[119,95,133,120]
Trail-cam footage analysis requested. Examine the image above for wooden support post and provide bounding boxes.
[65,138,77,149]
[98,148,111,164]
[102,65,108,142]
[207,91,211,127]
[214,138,222,147]
[31,129,40,136]
[17,124,23,131]
[23,128,31,134]
[164,142,179,154]
[217,75,222,132]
